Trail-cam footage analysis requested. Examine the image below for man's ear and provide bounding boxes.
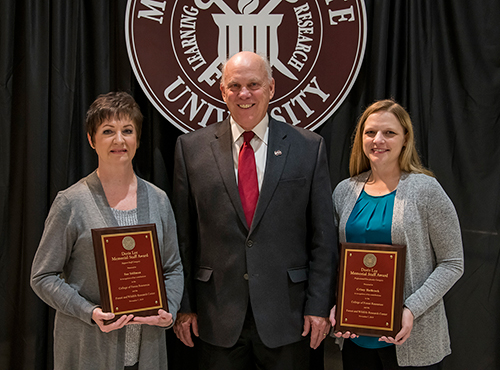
[220,83,227,103]
[269,78,276,100]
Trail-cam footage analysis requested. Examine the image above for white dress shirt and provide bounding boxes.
[231,115,269,190]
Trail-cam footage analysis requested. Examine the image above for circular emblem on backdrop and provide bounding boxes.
[363,253,377,268]
[125,0,366,132]
[122,236,136,251]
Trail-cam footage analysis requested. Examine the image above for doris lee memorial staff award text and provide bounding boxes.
[92,224,168,323]
[335,242,406,337]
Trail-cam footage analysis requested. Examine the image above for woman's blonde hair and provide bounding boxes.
[349,99,434,177]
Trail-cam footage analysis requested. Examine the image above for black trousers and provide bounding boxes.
[342,338,443,370]
[199,306,310,370]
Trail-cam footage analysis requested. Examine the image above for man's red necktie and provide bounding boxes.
[238,131,259,228]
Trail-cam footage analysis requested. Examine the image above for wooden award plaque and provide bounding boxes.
[334,242,406,337]
[92,224,168,322]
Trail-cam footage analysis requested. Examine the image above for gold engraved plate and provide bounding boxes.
[92,224,169,323]
[335,242,406,337]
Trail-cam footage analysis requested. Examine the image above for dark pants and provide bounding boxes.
[342,338,443,370]
[199,307,310,370]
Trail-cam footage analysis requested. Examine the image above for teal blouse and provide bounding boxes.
[345,189,396,349]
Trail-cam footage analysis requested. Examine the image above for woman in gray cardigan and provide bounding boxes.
[31,92,183,370]
[330,100,463,369]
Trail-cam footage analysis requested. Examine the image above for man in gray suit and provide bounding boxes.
[172,51,337,369]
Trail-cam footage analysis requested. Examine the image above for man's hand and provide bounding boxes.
[131,309,173,327]
[92,307,134,333]
[173,312,199,347]
[302,315,330,349]
[379,307,414,345]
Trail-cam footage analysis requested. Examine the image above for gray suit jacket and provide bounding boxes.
[173,117,337,348]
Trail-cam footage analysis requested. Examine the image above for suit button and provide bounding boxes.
[246,240,253,248]
[243,273,249,280]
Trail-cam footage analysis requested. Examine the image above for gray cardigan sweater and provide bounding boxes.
[31,171,184,370]
[333,171,464,367]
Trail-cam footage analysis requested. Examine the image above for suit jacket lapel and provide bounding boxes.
[251,119,289,232]
[211,119,249,228]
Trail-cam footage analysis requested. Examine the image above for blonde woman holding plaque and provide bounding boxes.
[330,100,463,369]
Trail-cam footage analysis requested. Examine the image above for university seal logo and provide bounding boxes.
[125,0,366,132]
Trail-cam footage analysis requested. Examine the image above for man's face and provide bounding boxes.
[220,52,275,131]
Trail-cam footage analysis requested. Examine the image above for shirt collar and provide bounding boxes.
[231,115,269,145]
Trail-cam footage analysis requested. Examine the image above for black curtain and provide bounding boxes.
[1,1,498,369]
